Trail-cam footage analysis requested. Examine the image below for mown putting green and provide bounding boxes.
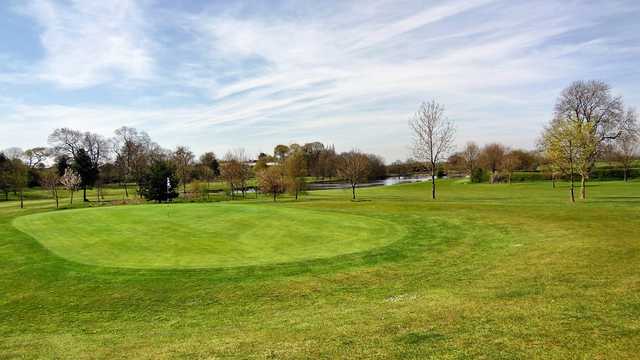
[13,203,404,269]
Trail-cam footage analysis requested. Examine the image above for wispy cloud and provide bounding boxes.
[1,0,639,160]
[19,0,154,89]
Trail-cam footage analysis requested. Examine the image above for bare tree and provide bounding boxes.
[502,150,521,184]
[409,101,455,199]
[173,146,195,194]
[461,141,480,176]
[23,147,50,169]
[612,110,639,182]
[336,150,369,200]
[41,169,60,208]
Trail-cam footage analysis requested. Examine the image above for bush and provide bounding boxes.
[470,168,489,183]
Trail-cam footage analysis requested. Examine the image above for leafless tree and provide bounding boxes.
[336,150,370,200]
[173,146,195,194]
[611,109,639,182]
[41,169,60,208]
[409,100,455,199]
[461,141,480,176]
[23,147,50,169]
[502,150,521,184]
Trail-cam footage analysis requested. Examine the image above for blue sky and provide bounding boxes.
[1,0,639,161]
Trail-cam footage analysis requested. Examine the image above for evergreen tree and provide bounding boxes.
[72,148,98,202]
[139,160,179,203]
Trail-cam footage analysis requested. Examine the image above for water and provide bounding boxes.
[307,175,432,190]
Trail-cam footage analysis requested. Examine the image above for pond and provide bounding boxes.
[307,175,432,190]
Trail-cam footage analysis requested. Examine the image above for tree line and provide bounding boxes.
[1,80,638,206]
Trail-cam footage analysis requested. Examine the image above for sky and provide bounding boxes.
[1,0,639,162]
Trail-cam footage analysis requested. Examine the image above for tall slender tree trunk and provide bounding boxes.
[54,188,59,208]
[70,190,74,204]
[83,186,87,202]
[508,173,512,184]
[352,183,356,200]
[273,192,277,202]
[624,168,628,182]
[570,172,575,203]
[19,190,23,209]
[431,167,436,200]
[551,174,556,188]
[580,175,586,200]
[124,183,129,198]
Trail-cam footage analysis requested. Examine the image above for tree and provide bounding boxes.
[23,147,49,169]
[0,153,11,201]
[541,117,596,202]
[173,146,195,194]
[274,144,289,161]
[60,168,81,205]
[480,143,506,184]
[409,100,455,199]
[41,169,61,208]
[56,155,71,176]
[73,148,98,202]
[336,150,370,200]
[139,160,179,203]
[10,159,28,209]
[611,110,639,182]
[554,80,628,199]
[283,150,306,200]
[461,142,480,176]
[367,154,387,180]
[502,150,521,184]
[199,152,220,178]
[257,165,285,201]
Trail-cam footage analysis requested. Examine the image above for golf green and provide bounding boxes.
[13,203,404,269]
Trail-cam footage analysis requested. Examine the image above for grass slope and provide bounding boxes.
[1,180,639,358]
[13,203,402,269]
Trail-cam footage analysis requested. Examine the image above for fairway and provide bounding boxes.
[13,203,404,269]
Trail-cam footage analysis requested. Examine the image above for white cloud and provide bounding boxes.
[22,0,154,89]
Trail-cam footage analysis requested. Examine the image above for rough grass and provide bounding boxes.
[1,180,639,358]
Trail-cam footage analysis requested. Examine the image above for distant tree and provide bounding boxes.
[611,110,639,182]
[480,143,506,184]
[553,80,629,199]
[139,161,179,203]
[502,150,521,184]
[173,146,195,194]
[55,155,71,177]
[220,149,251,199]
[283,150,306,200]
[72,148,98,202]
[541,117,596,202]
[257,165,285,201]
[274,144,289,161]
[336,150,370,200]
[41,169,61,208]
[409,100,455,199]
[508,149,540,171]
[23,147,49,169]
[367,154,386,179]
[461,142,481,176]
[60,168,81,205]
[254,152,270,173]
[0,153,11,201]
[199,152,220,177]
[316,145,337,179]
[10,159,28,208]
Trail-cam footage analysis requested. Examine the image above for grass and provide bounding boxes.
[13,203,402,269]
[1,180,639,358]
